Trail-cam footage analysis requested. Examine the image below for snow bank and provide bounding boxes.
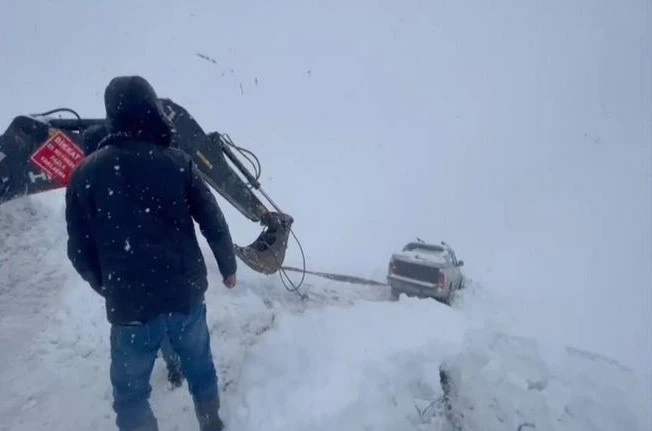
[440,330,649,431]
[227,297,472,431]
[227,294,650,431]
[0,232,278,431]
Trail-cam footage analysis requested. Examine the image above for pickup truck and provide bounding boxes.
[387,240,465,305]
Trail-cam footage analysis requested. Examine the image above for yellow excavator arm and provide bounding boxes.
[0,99,294,275]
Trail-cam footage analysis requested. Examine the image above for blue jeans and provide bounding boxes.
[109,302,219,431]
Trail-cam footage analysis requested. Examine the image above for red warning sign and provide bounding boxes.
[30,130,86,186]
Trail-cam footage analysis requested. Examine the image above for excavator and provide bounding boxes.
[0,98,295,278]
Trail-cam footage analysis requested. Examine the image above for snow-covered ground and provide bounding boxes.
[1,194,648,430]
[1,1,650,430]
[0,194,394,430]
[440,328,649,431]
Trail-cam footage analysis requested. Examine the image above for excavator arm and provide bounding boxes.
[0,98,294,275]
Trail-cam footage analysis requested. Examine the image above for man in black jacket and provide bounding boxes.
[81,123,185,389]
[65,75,236,431]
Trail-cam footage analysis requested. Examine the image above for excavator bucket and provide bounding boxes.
[0,99,294,275]
[234,211,294,275]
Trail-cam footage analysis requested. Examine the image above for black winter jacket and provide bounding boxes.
[65,76,237,325]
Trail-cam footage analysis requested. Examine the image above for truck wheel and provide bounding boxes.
[444,283,453,305]
[390,287,400,301]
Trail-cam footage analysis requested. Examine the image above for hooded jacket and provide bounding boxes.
[65,75,237,325]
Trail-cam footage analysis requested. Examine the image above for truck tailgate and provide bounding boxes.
[391,258,440,283]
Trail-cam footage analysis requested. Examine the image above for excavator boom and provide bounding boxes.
[0,98,293,275]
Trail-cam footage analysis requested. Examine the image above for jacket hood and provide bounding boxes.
[103,75,173,146]
[82,123,109,151]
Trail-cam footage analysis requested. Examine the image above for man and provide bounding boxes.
[81,123,184,389]
[65,75,237,431]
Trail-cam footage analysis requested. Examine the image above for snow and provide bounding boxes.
[0,196,649,430]
[227,297,470,431]
[440,329,649,431]
[394,250,450,266]
[0,0,650,430]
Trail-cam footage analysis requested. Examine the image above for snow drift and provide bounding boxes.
[440,330,649,431]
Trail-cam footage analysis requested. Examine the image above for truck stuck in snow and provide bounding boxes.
[387,240,466,304]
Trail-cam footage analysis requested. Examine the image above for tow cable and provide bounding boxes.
[222,137,386,300]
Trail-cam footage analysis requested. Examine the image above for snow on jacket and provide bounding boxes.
[65,75,237,325]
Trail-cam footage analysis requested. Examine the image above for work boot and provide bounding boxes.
[194,398,224,431]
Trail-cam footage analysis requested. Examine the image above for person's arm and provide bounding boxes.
[65,175,104,295]
[186,159,237,282]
